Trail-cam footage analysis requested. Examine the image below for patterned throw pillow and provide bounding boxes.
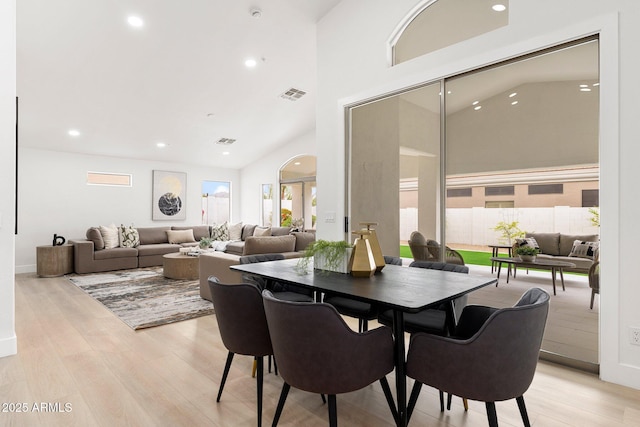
[99,224,119,249]
[211,222,230,241]
[119,224,140,248]
[569,240,599,259]
[515,237,539,250]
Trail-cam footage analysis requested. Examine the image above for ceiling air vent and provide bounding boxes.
[280,88,306,101]
[216,138,236,145]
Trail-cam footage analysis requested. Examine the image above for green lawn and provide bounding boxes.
[399,245,496,266]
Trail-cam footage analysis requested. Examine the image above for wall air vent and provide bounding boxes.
[280,88,307,101]
[216,138,236,145]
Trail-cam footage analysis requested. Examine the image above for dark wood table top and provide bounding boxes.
[231,258,497,313]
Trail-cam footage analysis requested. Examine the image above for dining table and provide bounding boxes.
[231,258,497,427]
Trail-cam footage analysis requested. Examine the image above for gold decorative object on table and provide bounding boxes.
[360,222,385,273]
[350,230,376,278]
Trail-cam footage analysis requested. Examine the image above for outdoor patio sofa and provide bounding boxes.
[519,232,599,274]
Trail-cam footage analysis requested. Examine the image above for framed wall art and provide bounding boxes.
[152,170,186,220]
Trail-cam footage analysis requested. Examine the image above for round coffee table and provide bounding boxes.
[163,253,199,280]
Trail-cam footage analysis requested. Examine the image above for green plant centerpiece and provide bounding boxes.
[515,245,538,261]
[199,237,213,249]
[296,239,353,274]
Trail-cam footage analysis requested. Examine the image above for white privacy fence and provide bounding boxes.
[400,207,599,246]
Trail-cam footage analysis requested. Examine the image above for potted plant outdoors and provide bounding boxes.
[492,220,526,246]
[296,239,353,274]
[515,245,538,262]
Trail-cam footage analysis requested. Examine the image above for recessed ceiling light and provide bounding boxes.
[222,151,230,156]
[68,129,80,136]
[474,106,482,111]
[580,88,592,92]
[294,162,301,166]
[472,101,479,106]
[580,84,589,88]
[156,142,167,148]
[492,4,507,12]
[509,92,517,98]
[245,58,257,68]
[127,16,144,28]
[593,82,600,87]
[447,91,452,95]
[511,101,519,105]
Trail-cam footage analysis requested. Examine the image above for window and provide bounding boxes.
[447,188,472,197]
[485,201,514,208]
[391,0,509,65]
[262,184,273,226]
[485,186,514,196]
[582,189,599,207]
[87,172,132,187]
[528,184,563,195]
[202,181,230,225]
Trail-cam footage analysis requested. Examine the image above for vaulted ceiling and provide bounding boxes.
[17,0,341,169]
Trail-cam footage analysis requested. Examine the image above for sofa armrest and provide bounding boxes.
[70,239,95,273]
[198,252,243,301]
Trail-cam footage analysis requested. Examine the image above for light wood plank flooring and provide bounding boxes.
[0,272,636,427]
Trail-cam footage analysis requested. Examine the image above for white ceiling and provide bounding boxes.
[17,0,341,169]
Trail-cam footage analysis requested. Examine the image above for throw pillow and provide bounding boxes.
[166,229,196,244]
[119,224,140,248]
[86,227,105,250]
[99,224,119,249]
[228,222,243,241]
[515,237,540,250]
[211,222,230,241]
[569,240,599,259]
[253,226,272,237]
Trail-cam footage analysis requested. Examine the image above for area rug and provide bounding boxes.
[66,267,214,330]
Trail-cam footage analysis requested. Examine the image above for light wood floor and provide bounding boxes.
[1,272,638,427]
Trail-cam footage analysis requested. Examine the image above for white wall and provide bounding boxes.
[16,148,240,273]
[239,130,315,226]
[317,1,637,389]
[0,0,16,357]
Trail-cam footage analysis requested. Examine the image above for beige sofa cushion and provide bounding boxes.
[291,231,315,252]
[138,227,171,245]
[243,235,296,255]
[166,229,196,244]
[86,227,105,250]
[173,225,210,241]
[526,232,560,256]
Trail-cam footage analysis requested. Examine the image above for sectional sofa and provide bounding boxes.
[70,223,315,275]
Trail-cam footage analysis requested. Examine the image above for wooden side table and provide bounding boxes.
[163,253,200,280]
[37,244,74,277]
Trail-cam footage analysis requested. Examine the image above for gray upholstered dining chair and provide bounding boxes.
[588,260,600,309]
[377,261,469,336]
[323,255,402,333]
[239,253,314,302]
[208,277,273,427]
[261,290,398,426]
[405,287,550,427]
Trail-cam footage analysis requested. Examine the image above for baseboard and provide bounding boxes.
[540,350,600,375]
[0,334,17,358]
[15,264,36,274]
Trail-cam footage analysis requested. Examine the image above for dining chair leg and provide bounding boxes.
[407,380,422,422]
[463,398,469,411]
[439,390,445,412]
[321,394,326,404]
[252,357,257,378]
[257,356,263,427]
[217,351,234,402]
[272,382,290,427]
[328,394,337,427]
[485,402,498,427]
[590,289,596,309]
[516,396,531,427]
[379,376,398,423]
[446,393,452,410]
